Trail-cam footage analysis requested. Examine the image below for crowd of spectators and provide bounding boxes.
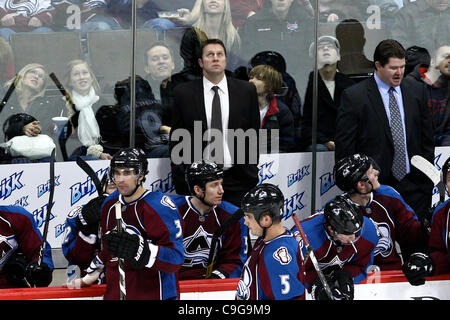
[0,0,447,165]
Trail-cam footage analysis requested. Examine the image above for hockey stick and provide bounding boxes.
[76,156,103,198]
[205,208,244,279]
[411,155,445,203]
[114,202,126,300]
[292,213,333,300]
[0,75,20,115]
[49,72,76,162]
[38,147,56,267]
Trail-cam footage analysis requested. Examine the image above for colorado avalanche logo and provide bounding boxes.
[236,264,252,300]
[373,222,393,258]
[273,246,292,265]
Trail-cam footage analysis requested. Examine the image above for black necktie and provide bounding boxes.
[210,86,224,166]
[388,87,407,181]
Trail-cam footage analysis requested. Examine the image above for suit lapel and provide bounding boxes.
[367,77,394,145]
[227,77,237,129]
[193,79,207,124]
[400,82,413,145]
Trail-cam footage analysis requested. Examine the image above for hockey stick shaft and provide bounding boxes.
[205,209,244,279]
[38,148,56,266]
[114,202,126,300]
[292,214,333,300]
[76,156,103,197]
[0,75,20,115]
[49,72,76,111]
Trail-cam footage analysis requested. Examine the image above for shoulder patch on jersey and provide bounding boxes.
[67,206,82,218]
[273,246,292,265]
[161,195,177,210]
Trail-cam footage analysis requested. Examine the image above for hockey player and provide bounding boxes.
[292,195,379,300]
[333,153,429,271]
[171,160,248,280]
[67,147,184,299]
[62,174,116,282]
[0,205,54,288]
[236,183,306,300]
[401,156,450,286]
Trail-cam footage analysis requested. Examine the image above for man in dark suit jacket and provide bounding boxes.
[169,38,260,207]
[335,39,434,222]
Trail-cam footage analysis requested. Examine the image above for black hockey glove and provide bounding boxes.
[104,230,150,270]
[25,261,52,287]
[3,252,29,288]
[310,274,334,300]
[402,252,434,286]
[76,195,106,236]
[329,269,354,300]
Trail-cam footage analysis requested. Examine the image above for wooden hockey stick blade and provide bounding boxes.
[76,156,103,197]
[411,155,446,203]
[292,214,333,300]
[205,209,244,279]
[38,148,56,266]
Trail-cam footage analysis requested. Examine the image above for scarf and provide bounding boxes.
[72,87,100,146]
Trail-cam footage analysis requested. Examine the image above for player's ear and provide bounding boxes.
[193,185,203,197]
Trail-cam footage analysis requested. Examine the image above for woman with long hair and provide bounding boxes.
[1,63,58,141]
[194,0,243,70]
[61,59,111,160]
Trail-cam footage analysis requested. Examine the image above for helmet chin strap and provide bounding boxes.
[123,174,144,199]
[195,188,215,208]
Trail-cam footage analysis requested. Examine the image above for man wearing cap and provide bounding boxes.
[301,35,354,152]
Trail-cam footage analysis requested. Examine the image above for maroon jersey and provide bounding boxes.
[171,195,248,280]
[0,206,54,288]
[429,199,450,275]
[97,190,184,300]
[348,184,428,270]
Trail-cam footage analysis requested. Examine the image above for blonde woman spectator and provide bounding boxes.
[62,59,111,160]
[194,0,244,70]
[1,63,58,141]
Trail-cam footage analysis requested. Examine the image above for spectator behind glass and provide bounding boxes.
[0,0,55,42]
[391,0,449,54]
[248,64,294,153]
[193,0,244,71]
[0,63,59,141]
[0,36,13,83]
[239,0,314,96]
[144,41,176,101]
[405,46,431,76]
[301,36,355,152]
[52,0,122,36]
[335,19,374,76]
[404,44,450,146]
[61,59,111,160]
[110,76,170,158]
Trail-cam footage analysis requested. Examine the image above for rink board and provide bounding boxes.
[1,148,448,252]
[0,271,449,300]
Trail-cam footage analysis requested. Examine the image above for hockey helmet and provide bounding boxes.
[334,154,372,192]
[324,195,363,235]
[185,160,223,194]
[241,183,285,222]
[442,156,450,183]
[109,147,148,181]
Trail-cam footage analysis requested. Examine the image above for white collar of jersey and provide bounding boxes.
[186,196,218,218]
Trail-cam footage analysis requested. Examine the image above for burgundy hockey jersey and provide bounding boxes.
[429,199,450,275]
[97,190,184,300]
[0,206,54,288]
[347,185,428,270]
[171,195,248,280]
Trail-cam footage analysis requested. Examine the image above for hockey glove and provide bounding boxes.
[310,274,334,300]
[329,269,354,300]
[25,261,52,287]
[3,252,30,288]
[402,252,434,286]
[76,195,106,236]
[104,230,150,270]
